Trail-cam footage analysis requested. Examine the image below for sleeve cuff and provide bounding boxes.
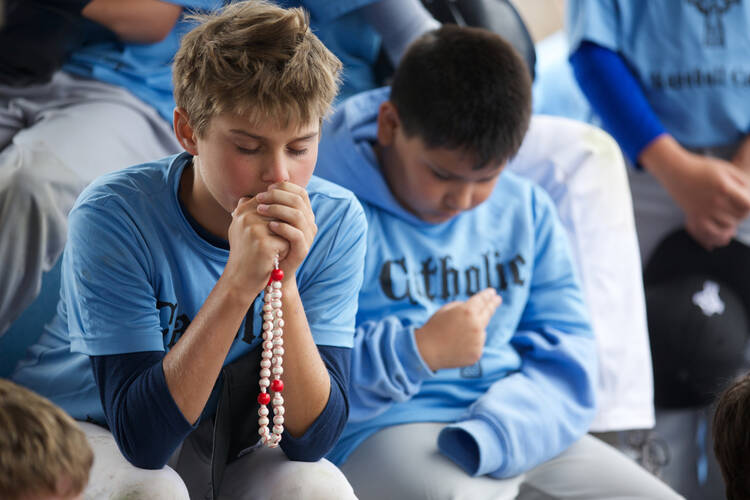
[400,325,436,382]
[280,372,347,461]
[437,418,506,477]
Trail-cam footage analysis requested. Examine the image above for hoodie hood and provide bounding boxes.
[317,87,428,226]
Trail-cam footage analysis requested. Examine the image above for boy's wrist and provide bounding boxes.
[639,133,692,181]
[414,326,440,371]
[217,271,264,306]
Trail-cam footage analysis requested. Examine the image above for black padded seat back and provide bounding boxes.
[421,0,536,80]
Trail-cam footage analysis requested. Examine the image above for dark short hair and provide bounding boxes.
[390,25,532,169]
[713,372,750,500]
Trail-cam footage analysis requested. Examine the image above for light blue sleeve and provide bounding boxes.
[300,198,368,348]
[65,200,164,356]
[347,317,435,422]
[566,0,621,53]
[437,188,597,478]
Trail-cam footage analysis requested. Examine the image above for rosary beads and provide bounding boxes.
[257,257,285,447]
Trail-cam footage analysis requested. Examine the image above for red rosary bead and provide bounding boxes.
[270,379,284,392]
[257,392,271,405]
[271,268,284,281]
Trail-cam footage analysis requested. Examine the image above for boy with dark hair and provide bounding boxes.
[315,25,682,498]
[0,379,93,500]
[11,2,365,498]
[713,372,750,500]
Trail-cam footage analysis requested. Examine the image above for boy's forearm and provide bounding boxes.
[82,0,182,43]
[161,271,332,433]
[274,277,332,437]
[638,133,690,180]
[162,274,254,424]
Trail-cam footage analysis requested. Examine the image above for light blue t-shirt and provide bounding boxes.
[64,0,223,122]
[12,152,366,424]
[567,0,750,149]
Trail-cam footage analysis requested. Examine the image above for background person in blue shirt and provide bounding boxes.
[567,0,750,260]
[11,2,366,498]
[0,0,223,338]
[315,25,682,499]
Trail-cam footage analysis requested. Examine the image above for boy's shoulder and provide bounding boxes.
[307,174,367,235]
[484,170,557,218]
[74,154,182,211]
[307,174,360,203]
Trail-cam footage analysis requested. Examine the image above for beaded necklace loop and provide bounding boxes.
[257,256,285,447]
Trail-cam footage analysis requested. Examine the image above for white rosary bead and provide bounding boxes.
[273,406,285,416]
[270,291,281,300]
[260,368,271,378]
[260,359,271,368]
[273,347,284,356]
[261,350,272,359]
[258,406,269,417]
[259,416,269,426]
[263,313,274,321]
[273,394,284,406]
[263,340,274,350]
[275,309,283,318]
[273,425,284,434]
[259,378,270,388]
[277,319,285,328]
[262,304,273,312]
[273,415,284,426]
[272,328,283,337]
[271,300,282,309]
[272,366,284,376]
[262,331,272,341]
[271,356,282,366]
[262,321,273,331]
[272,281,282,289]
[272,338,283,346]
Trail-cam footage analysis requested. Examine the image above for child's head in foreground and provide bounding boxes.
[375,25,532,224]
[0,379,93,500]
[714,372,750,500]
[172,0,342,212]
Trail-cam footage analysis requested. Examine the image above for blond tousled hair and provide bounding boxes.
[0,379,93,500]
[173,0,342,137]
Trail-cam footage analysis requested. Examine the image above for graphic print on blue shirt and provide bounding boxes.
[157,298,262,349]
[378,252,526,305]
[378,249,528,381]
[686,0,741,47]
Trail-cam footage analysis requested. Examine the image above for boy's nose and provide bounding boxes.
[262,153,290,184]
[446,183,473,211]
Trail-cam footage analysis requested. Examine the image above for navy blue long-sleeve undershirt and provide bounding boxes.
[91,345,351,469]
[570,41,666,166]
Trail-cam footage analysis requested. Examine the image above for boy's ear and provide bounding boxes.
[376,101,400,147]
[173,107,199,155]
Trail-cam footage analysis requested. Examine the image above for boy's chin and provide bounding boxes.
[421,210,462,223]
